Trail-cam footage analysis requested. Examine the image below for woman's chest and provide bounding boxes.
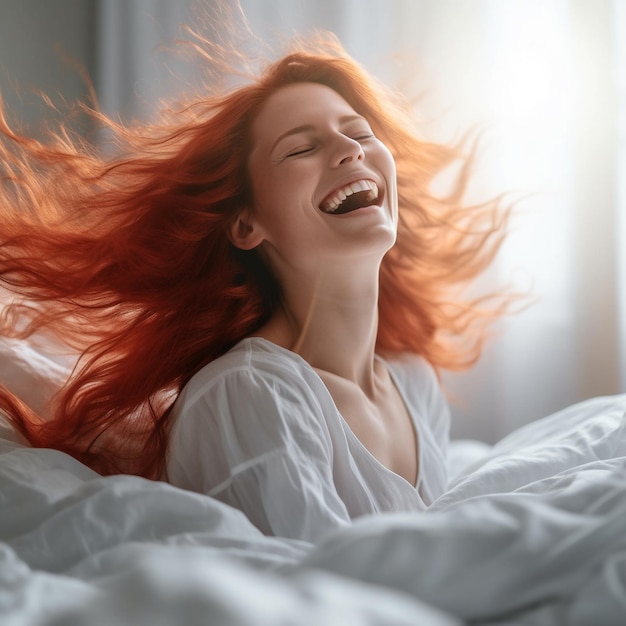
[317,373,419,487]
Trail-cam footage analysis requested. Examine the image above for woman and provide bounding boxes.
[0,35,509,541]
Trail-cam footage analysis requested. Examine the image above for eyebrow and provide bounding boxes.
[270,114,368,154]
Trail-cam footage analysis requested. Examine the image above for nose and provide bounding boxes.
[333,134,365,166]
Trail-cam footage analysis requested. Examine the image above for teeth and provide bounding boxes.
[321,180,378,213]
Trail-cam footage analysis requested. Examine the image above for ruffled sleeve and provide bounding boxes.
[167,355,352,542]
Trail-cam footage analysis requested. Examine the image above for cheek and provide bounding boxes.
[380,144,397,176]
[252,165,311,219]
[249,176,299,243]
[249,167,280,217]
[368,140,396,180]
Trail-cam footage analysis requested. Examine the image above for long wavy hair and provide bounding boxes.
[0,33,513,478]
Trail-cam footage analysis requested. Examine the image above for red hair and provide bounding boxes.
[0,35,512,478]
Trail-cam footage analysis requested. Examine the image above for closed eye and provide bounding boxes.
[286,146,315,158]
[283,132,373,159]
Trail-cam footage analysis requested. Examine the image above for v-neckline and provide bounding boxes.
[240,336,423,490]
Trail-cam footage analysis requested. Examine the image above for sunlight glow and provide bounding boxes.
[483,1,576,123]
[460,1,578,313]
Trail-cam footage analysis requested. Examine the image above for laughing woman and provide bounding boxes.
[0,34,510,541]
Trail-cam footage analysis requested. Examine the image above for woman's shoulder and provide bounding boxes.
[169,337,336,464]
[381,352,448,425]
[176,337,326,410]
[382,351,440,392]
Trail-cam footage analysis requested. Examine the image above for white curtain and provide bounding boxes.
[95,0,626,442]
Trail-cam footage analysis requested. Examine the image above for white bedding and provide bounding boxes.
[1,337,626,625]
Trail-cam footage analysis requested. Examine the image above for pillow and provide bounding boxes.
[0,336,71,418]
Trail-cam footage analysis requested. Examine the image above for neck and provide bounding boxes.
[260,268,381,394]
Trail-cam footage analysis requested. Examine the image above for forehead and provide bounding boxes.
[251,82,359,145]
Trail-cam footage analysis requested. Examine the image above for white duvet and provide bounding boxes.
[1,337,626,625]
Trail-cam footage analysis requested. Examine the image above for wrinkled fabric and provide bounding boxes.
[167,337,450,541]
[3,328,626,625]
[1,396,626,624]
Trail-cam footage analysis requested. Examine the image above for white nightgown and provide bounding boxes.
[166,337,450,542]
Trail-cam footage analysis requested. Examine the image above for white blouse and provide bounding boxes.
[166,337,450,542]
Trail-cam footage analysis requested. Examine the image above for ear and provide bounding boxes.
[228,207,265,251]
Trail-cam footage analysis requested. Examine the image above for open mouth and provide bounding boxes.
[319,179,382,215]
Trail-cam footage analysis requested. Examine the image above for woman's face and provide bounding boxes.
[242,82,398,280]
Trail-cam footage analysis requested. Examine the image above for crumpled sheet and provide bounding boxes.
[1,395,626,625]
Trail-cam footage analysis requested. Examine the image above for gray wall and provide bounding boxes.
[0,0,95,135]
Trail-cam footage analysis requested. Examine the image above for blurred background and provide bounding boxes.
[1,0,624,442]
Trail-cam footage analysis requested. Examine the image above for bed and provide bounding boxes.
[1,335,626,625]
